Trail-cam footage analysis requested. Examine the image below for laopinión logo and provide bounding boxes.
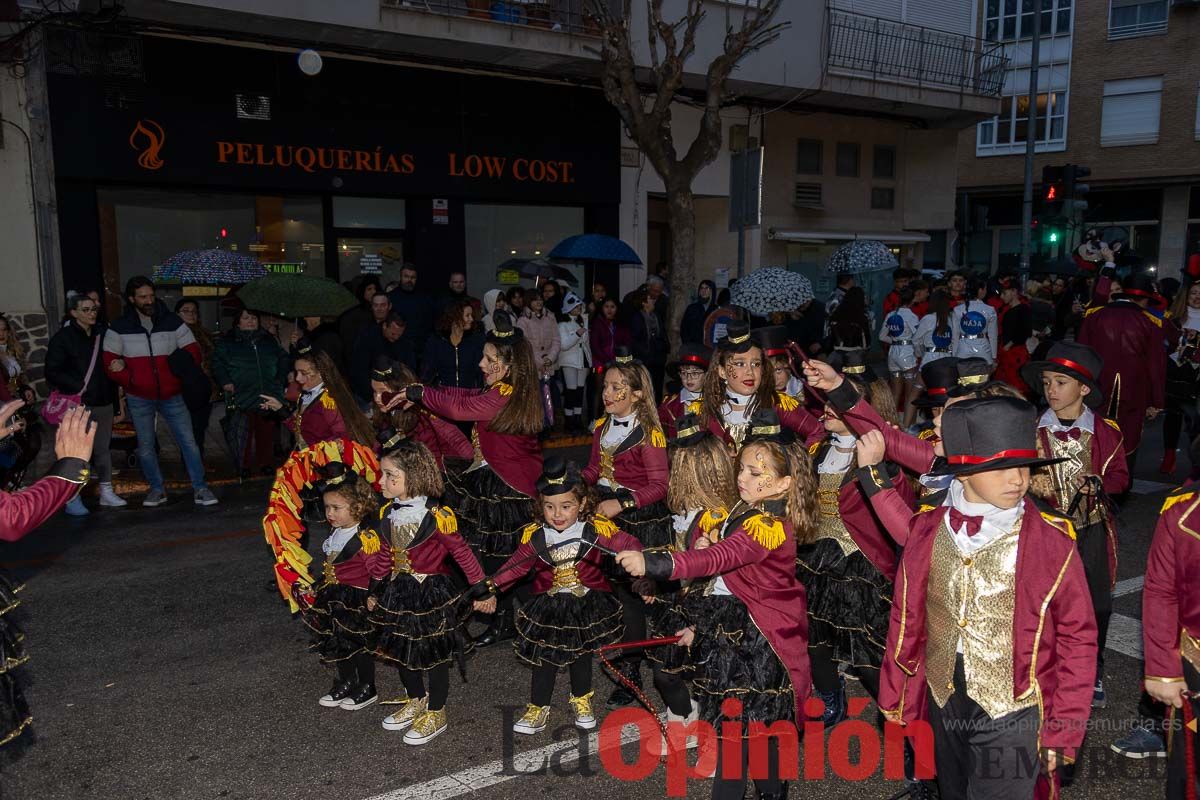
[500,697,936,797]
[129,119,166,170]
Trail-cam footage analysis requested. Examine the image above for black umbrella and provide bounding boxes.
[518,258,579,287]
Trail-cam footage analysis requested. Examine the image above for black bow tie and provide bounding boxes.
[611,418,630,428]
[391,500,417,508]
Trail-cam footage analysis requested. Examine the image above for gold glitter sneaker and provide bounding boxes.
[512,704,550,735]
[381,696,427,731]
[403,708,448,745]
[568,692,596,730]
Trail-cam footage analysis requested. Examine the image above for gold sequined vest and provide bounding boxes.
[925,521,1036,718]
[1183,628,1200,672]
[1038,429,1101,527]
[816,471,860,557]
[389,521,428,582]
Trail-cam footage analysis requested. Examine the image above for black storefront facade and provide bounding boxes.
[49,35,621,321]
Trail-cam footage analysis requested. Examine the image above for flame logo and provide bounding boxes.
[129,119,165,170]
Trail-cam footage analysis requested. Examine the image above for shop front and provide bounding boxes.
[48,35,620,324]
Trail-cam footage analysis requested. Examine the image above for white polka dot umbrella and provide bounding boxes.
[825,240,898,274]
[729,267,814,316]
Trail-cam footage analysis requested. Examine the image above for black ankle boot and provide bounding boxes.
[607,660,643,707]
[474,608,515,648]
[757,783,789,800]
[813,675,847,728]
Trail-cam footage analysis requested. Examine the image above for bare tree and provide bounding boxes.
[591,0,785,344]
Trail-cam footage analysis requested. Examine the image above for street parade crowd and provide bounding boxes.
[1,240,1200,800]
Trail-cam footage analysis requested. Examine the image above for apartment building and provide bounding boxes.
[956,0,1200,278]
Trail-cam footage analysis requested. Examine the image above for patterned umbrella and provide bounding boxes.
[729,267,814,316]
[153,249,268,285]
[825,240,898,274]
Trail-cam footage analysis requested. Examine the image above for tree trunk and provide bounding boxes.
[665,180,696,352]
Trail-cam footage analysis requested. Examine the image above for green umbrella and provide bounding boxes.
[235,273,357,318]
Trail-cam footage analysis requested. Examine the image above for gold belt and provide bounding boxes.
[550,565,588,597]
[322,561,338,586]
[817,487,840,517]
[391,550,429,583]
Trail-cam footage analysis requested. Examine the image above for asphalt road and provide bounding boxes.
[0,428,1186,800]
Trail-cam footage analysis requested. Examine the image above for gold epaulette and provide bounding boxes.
[649,428,666,448]
[686,399,703,415]
[1161,489,1197,515]
[520,522,541,544]
[1083,306,1102,318]
[593,416,606,432]
[1103,418,1121,432]
[918,428,937,441]
[359,529,382,554]
[494,382,513,397]
[808,441,821,456]
[663,393,679,406]
[743,513,785,550]
[697,507,728,533]
[433,506,457,534]
[1143,310,1163,328]
[1039,512,1076,540]
[776,392,799,412]
[319,393,337,411]
[917,504,938,514]
[593,515,617,538]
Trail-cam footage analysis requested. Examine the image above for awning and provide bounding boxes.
[768,228,932,244]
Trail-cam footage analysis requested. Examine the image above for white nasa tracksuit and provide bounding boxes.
[950,299,998,363]
[880,306,920,376]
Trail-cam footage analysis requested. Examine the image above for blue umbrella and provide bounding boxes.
[548,234,642,265]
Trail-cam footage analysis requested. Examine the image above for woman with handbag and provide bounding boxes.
[44,290,123,515]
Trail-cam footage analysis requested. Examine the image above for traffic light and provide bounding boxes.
[1041,165,1065,218]
[1063,164,1090,214]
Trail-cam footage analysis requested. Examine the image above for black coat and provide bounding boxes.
[350,324,418,401]
[388,287,435,354]
[420,330,485,389]
[44,321,115,407]
[630,311,669,368]
[681,301,715,345]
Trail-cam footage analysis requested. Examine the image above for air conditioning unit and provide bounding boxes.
[235,93,271,121]
[793,182,823,209]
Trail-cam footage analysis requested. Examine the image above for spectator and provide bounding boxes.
[421,299,485,389]
[290,315,345,376]
[644,274,669,328]
[518,288,561,384]
[825,273,856,319]
[590,297,628,367]
[1161,281,1200,474]
[212,308,289,479]
[587,281,608,318]
[629,288,669,401]
[786,298,826,356]
[438,271,481,319]
[827,286,872,351]
[386,264,434,356]
[350,312,416,403]
[556,291,591,433]
[681,279,717,345]
[174,299,218,458]
[337,276,382,347]
[506,286,526,317]
[481,288,508,333]
[0,316,29,403]
[881,267,916,316]
[540,280,564,316]
[102,276,218,508]
[44,290,123,514]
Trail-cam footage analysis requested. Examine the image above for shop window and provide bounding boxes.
[835,142,859,178]
[1101,76,1162,147]
[872,145,896,179]
[795,139,822,175]
[463,205,585,297]
[332,196,406,229]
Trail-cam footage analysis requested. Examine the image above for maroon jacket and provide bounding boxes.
[0,458,89,542]
[492,518,642,595]
[647,503,812,724]
[590,318,630,368]
[324,526,392,590]
[375,502,485,583]
[657,394,687,438]
[827,380,936,477]
[1077,301,1168,454]
[863,488,1096,761]
[1143,485,1200,683]
[417,383,542,496]
[408,411,473,465]
[694,393,825,450]
[581,418,668,508]
[291,388,347,447]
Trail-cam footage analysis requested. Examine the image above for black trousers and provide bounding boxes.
[612,580,647,668]
[809,642,882,705]
[927,656,1041,800]
[652,665,693,717]
[711,726,790,800]
[531,655,592,706]
[1167,659,1200,800]
[1075,520,1113,679]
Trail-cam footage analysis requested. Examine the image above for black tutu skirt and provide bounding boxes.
[372,573,467,671]
[688,594,794,728]
[301,583,376,664]
[0,575,30,747]
[514,590,624,668]
[795,538,891,675]
[445,465,531,559]
[644,592,692,673]
[596,487,673,551]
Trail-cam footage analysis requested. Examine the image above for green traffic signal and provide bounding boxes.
[1048,231,1059,243]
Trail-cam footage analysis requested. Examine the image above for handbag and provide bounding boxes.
[42,334,101,425]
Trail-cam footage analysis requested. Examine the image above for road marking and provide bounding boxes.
[1106,613,1144,660]
[1130,478,1176,495]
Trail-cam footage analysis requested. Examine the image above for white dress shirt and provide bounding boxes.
[300,382,326,411]
[388,495,429,528]
[817,434,857,474]
[1037,406,1094,435]
[322,524,359,557]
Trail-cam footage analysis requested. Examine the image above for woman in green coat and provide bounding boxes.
[212,308,289,478]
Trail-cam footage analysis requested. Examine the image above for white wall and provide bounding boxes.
[0,69,45,315]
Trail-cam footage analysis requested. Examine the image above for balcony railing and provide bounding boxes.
[381,0,619,37]
[827,8,1009,97]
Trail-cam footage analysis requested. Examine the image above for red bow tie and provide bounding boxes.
[949,508,983,537]
[1053,428,1082,442]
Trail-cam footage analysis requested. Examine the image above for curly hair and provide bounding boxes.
[737,440,817,545]
[435,297,477,337]
[667,436,736,515]
[534,483,597,523]
[296,350,375,446]
[601,361,662,436]
[380,439,444,499]
[320,471,378,522]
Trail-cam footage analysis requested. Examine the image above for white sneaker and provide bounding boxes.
[98,483,127,508]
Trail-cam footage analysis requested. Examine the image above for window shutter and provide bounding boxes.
[1101,77,1162,146]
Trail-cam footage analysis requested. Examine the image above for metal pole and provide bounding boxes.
[1018,14,1042,281]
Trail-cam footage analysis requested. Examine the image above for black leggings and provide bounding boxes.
[712,731,787,800]
[652,665,693,717]
[531,656,593,706]
[336,652,375,687]
[612,581,647,665]
[397,663,450,711]
[809,642,881,703]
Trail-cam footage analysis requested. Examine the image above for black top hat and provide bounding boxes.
[486,310,524,345]
[314,460,357,493]
[670,412,709,448]
[743,408,795,447]
[1113,272,1166,309]
[536,456,584,497]
[668,343,712,374]
[913,357,961,408]
[293,336,315,356]
[929,396,1064,477]
[716,320,755,355]
[947,357,992,398]
[371,354,397,382]
[829,348,877,382]
[376,425,405,452]
[608,345,639,368]
[1020,341,1105,409]
[752,326,792,358]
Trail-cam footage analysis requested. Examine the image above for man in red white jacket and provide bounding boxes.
[103,277,217,508]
